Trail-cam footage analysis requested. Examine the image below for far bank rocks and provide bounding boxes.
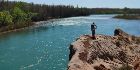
[68,29,140,70]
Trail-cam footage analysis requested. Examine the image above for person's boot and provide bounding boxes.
[92,36,96,40]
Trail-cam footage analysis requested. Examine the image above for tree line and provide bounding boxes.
[0,0,91,21]
[0,0,91,32]
[0,0,140,32]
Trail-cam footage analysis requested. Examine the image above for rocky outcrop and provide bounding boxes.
[68,29,140,70]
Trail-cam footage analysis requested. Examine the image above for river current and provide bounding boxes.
[0,15,140,70]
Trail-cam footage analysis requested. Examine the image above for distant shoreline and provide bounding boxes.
[113,14,140,20]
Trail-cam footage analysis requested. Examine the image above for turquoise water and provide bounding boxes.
[0,15,140,70]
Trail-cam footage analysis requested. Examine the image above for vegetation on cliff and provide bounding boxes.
[0,6,36,32]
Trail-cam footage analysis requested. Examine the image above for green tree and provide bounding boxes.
[26,12,37,20]
[11,7,27,24]
[0,10,13,27]
[123,7,129,16]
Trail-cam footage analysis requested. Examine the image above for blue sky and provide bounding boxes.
[9,0,140,8]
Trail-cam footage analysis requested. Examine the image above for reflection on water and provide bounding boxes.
[0,15,140,70]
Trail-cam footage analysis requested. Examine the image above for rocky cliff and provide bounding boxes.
[68,29,140,70]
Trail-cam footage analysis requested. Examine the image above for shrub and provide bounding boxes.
[0,11,13,27]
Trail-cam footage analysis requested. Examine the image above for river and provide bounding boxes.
[0,15,140,70]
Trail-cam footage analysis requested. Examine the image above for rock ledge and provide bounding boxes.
[68,29,140,70]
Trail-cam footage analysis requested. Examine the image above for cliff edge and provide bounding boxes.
[68,29,140,70]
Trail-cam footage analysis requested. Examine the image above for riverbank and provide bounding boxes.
[68,29,140,70]
[0,17,65,35]
[114,14,140,20]
[0,22,34,35]
[0,14,89,35]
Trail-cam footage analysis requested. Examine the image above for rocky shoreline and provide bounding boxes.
[68,29,140,70]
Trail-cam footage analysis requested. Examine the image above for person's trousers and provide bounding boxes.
[92,30,96,39]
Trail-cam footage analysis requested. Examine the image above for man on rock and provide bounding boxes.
[91,22,97,39]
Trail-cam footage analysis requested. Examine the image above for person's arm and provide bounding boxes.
[91,25,93,30]
[95,25,97,29]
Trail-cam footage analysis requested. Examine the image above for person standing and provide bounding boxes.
[91,22,97,39]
